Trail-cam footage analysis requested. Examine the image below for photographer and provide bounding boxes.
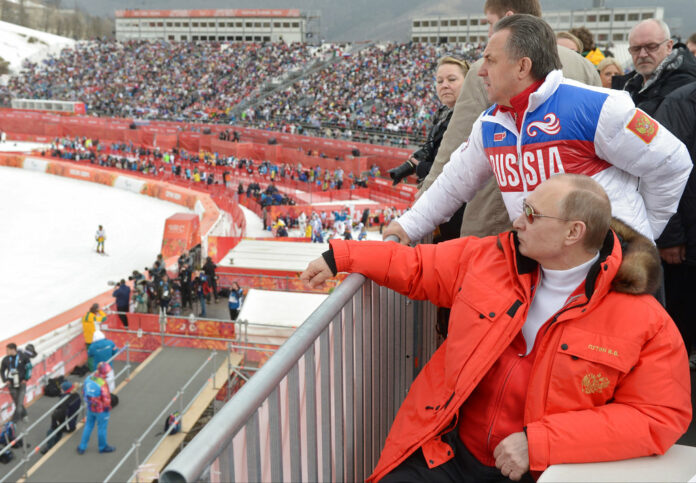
[202,257,219,302]
[133,279,149,313]
[1,343,32,423]
[111,279,131,328]
[389,56,469,244]
[388,56,468,193]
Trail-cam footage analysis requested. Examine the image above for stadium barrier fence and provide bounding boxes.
[0,345,131,483]
[159,236,438,482]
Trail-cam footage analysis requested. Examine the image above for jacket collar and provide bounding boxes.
[622,45,696,94]
[487,70,564,127]
[502,217,660,302]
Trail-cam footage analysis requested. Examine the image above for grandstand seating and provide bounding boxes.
[0,40,484,147]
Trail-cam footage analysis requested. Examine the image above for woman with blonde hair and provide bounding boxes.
[597,57,623,89]
[388,56,468,190]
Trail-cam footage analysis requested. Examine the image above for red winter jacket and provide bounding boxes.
[328,220,691,482]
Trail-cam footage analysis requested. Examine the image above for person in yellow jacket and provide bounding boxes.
[82,303,106,350]
[570,26,605,66]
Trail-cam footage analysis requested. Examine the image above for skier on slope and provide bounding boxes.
[95,225,106,254]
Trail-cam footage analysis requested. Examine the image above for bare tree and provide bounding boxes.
[42,2,53,32]
[18,0,28,27]
[1,0,17,24]
[69,1,82,39]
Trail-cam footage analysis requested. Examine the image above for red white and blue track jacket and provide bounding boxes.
[399,70,692,241]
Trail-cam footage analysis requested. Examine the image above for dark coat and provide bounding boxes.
[653,81,696,263]
[112,284,131,308]
[411,105,464,240]
[202,260,217,278]
[1,353,31,384]
[52,392,82,432]
[413,105,453,182]
[612,44,696,115]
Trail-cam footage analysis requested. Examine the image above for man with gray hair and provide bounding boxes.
[612,18,696,370]
[384,14,691,247]
[612,18,696,115]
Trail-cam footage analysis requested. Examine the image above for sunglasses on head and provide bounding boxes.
[522,199,570,224]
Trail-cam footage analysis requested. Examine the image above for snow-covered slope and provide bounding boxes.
[0,19,75,76]
[0,166,191,341]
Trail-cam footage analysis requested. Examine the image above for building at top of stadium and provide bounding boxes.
[115,8,320,44]
[411,6,663,45]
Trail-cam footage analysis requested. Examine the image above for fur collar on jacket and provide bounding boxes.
[609,218,661,295]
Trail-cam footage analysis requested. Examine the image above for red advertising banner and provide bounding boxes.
[162,213,201,259]
[0,109,411,171]
[115,8,301,18]
[207,236,242,263]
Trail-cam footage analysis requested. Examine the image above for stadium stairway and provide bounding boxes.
[22,347,230,482]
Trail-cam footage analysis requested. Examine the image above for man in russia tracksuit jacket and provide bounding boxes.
[384,15,692,246]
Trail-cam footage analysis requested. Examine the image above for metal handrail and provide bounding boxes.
[104,350,219,482]
[104,309,294,330]
[128,371,240,483]
[160,271,367,482]
[0,345,130,482]
[160,235,417,482]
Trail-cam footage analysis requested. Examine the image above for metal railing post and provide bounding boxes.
[126,344,131,379]
[21,439,29,480]
[210,352,217,416]
[211,351,217,390]
[134,441,141,483]
[226,343,232,402]
[160,312,166,348]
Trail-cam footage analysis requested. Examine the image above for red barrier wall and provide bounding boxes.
[0,109,411,174]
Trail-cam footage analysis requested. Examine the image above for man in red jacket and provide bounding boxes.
[301,174,691,482]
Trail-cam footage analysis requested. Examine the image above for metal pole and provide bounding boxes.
[226,342,232,402]
[211,352,217,416]
[126,344,131,379]
[160,312,166,348]
[135,441,141,483]
[21,439,29,480]
[212,351,217,389]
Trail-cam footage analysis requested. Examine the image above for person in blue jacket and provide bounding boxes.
[87,330,118,371]
[77,374,114,454]
[228,282,244,320]
[112,280,131,328]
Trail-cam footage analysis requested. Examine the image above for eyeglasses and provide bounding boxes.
[522,199,570,224]
[628,39,669,55]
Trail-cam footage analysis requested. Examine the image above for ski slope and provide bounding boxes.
[0,19,75,76]
[0,166,191,341]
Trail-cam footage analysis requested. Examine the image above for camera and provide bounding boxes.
[9,369,19,388]
[388,160,416,186]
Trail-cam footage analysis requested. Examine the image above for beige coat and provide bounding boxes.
[420,46,601,237]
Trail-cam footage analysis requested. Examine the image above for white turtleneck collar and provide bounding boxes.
[522,252,600,355]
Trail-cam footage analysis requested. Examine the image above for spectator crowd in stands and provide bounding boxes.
[1,41,320,123]
[46,136,377,194]
[0,40,483,147]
